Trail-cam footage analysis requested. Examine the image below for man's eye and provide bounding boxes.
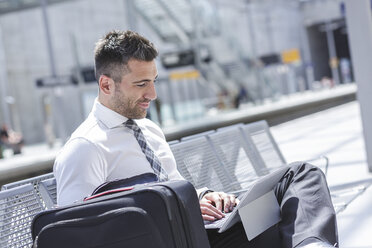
[136,83,146,87]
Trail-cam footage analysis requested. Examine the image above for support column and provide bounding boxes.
[40,0,57,77]
[325,22,340,86]
[345,0,372,172]
[0,28,11,127]
[245,2,264,103]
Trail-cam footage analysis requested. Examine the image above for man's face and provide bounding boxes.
[110,59,158,119]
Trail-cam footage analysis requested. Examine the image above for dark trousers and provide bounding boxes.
[207,162,338,248]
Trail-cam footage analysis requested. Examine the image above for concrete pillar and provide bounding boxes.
[0,28,11,127]
[345,0,372,172]
[325,22,340,85]
[298,3,315,90]
[245,2,264,102]
[40,0,57,77]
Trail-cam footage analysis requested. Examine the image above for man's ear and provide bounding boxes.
[99,75,114,95]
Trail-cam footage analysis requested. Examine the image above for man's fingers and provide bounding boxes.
[222,194,232,213]
[200,202,224,220]
[205,192,225,212]
[202,214,216,221]
[228,194,239,211]
[210,194,223,211]
[203,192,239,213]
[200,202,224,217]
[216,192,235,213]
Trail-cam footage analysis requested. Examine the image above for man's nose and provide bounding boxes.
[145,82,157,100]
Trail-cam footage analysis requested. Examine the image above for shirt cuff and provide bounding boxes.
[196,187,214,201]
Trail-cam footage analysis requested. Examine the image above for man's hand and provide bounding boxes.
[199,192,239,221]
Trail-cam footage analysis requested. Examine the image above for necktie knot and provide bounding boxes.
[124,119,140,132]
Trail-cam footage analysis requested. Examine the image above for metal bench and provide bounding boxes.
[39,177,57,209]
[1,172,54,191]
[241,120,372,214]
[171,120,371,214]
[329,178,372,214]
[170,136,233,192]
[242,120,330,175]
[242,121,287,171]
[207,127,261,192]
[170,123,275,194]
[0,184,45,248]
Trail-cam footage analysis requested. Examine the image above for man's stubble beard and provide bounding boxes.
[111,88,147,119]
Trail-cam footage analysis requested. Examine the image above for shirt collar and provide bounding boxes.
[92,98,128,129]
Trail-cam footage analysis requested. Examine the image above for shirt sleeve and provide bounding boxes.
[54,137,106,206]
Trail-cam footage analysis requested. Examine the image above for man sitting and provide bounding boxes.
[54,30,338,248]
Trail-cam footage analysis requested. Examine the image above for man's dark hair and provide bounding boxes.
[94,30,158,83]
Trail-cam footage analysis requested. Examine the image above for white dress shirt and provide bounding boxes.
[54,98,185,206]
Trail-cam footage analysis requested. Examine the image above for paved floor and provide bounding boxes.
[272,101,372,248]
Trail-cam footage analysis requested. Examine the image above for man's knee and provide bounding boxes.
[288,161,327,180]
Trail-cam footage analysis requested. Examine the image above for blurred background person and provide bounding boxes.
[0,124,24,155]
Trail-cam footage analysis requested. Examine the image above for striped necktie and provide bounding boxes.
[124,119,168,181]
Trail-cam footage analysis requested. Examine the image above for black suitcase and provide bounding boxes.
[31,180,210,248]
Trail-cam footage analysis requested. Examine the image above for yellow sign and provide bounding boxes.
[329,57,339,69]
[169,70,200,80]
[281,49,301,64]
